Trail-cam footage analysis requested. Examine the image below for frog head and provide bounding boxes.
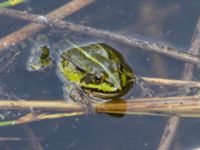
[79,62,135,99]
[59,43,135,99]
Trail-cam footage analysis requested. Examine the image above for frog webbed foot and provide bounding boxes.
[63,83,95,115]
[27,45,53,71]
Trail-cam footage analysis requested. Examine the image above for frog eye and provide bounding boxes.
[81,73,104,85]
[94,73,104,84]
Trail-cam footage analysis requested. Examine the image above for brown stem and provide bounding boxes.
[1,96,200,117]
[0,0,95,52]
[141,77,200,87]
[0,7,200,65]
[23,125,44,150]
[157,17,200,150]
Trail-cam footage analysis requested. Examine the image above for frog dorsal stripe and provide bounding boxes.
[66,40,122,90]
[61,54,86,73]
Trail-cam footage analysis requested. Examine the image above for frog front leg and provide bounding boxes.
[136,76,155,97]
[62,83,95,115]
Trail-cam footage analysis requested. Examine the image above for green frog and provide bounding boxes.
[27,41,136,105]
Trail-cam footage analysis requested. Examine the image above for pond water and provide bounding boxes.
[0,0,200,150]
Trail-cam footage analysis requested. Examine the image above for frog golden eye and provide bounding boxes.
[94,73,104,84]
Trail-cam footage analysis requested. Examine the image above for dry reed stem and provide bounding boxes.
[157,17,200,150]
[0,137,38,141]
[0,2,199,148]
[0,0,95,145]
[0,95,200,117]
[0,8,200,65]
[23,125,44,150]
[0,0,95,52]
[141,77,200,87]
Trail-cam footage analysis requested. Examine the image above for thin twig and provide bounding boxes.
[157,17,200,150]
[0,0,95,52]
[0,8,200,65]
[157,116,180,150]
[0,1,95,145]
[0,137,42,141]
[141,77,200,87]
[0,96,200,116]
[182,18,200,80]
[23,125,44,150]
[1,96,200,126]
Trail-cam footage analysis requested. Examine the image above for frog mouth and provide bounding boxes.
[82,87,127,99]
